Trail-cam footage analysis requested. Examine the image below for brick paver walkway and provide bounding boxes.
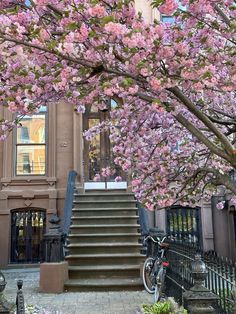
[2,268,153,314]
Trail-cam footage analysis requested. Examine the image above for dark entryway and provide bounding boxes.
[11,208,46,263]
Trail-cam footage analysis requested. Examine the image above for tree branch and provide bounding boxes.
[169,86,235,156]
[175,113,234,165]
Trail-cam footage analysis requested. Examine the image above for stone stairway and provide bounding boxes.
[64,190,144,291]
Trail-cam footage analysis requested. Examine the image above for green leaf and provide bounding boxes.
[101,15,115,25]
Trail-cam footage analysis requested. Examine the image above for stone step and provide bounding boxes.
[73,200,137,209]
[67,233,141,244]
[69,224,140,234]
[64,277,143,292]
[66,253,144,266]
[71,216,139,225]
[74,193,135,201]
[68,264,141,279]
[66,242,142,254]
[82,189,127,193]
[72,207,137,217]
[65,190,143,291]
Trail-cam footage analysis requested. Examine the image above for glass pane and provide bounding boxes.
[88,119,101,180]
[17,114,46,144]
[16,145,46,175]
[162,16,174,23]
[39,105,47,112]
[111,99,118,109]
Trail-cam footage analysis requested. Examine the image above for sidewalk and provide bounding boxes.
[2,268,153,314]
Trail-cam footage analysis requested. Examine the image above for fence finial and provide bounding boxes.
[183,254,218,314]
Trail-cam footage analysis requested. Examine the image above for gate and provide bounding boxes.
[11,208,46,263]
[166,206,202,245]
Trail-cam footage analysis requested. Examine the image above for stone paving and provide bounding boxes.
[2,268,153,314]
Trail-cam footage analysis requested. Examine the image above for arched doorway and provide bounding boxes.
[83,99,126,189]
[11,208,46,263]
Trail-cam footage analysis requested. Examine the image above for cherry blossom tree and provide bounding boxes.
[0,0,235,208]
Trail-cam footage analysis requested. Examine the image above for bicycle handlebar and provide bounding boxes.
[144,235,167,245]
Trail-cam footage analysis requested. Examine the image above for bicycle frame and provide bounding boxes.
[142,234,170,301]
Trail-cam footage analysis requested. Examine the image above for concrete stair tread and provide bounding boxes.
[66,253,143,258]
[73,200,136,203]
[70,224,139,228]
[72,207,137,211]
[68,264,141,271]
[67,243,142,248]
[68,233,141,237]
[72,215,138,219]
[74,193,134,197]
[64,277,143,287]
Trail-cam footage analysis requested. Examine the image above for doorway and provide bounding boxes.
[83,100,126,189]
[11,208,46,263]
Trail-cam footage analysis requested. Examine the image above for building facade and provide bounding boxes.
[0,1,235,268]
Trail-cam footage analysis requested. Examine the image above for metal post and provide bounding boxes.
[183,254,219,313]
[16,280,25,314]
[43,214,64,263]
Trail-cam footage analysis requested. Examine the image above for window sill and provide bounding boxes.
[1,177,57,188]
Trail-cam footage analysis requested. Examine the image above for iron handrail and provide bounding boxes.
[62,170,77,235]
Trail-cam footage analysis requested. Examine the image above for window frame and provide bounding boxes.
[14,108,48,177]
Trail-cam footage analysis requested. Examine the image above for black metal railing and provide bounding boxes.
[62,170,77,236]
[166,241,236,314]
[166,206,202,245]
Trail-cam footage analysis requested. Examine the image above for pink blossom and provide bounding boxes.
[35,0,50,7]
[230,196,236,205]
[159,0,179,15]
[39,29,50,41]
[101,167,113,177]
[216,201,225,210]
[115,176,122,182]
[76,104,85,113]
[93,174,101,182]
[150,78,162,91]
[104,22,127,36]
[88,5,106,18]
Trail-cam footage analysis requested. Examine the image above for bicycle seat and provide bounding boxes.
[160,243,169,248]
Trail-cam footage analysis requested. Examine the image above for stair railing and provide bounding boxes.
[62,170,78,237]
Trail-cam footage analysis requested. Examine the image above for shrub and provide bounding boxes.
[139,298,187,314]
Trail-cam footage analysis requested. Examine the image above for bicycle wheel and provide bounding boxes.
[142,257,155,294]
[154,267,166,302]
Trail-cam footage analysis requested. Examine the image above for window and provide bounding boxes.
[15,106,47,175]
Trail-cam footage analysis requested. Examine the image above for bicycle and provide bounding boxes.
[142,234,170,302]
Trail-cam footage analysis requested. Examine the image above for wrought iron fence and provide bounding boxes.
[166,241,236,314]
[166,206,202,245]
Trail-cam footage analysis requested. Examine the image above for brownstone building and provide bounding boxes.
[0,2,235,270]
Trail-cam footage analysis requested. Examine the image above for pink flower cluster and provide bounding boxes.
[88,5,106,18]
[159,0,179,15]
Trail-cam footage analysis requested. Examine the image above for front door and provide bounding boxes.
[83,100,126,189]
